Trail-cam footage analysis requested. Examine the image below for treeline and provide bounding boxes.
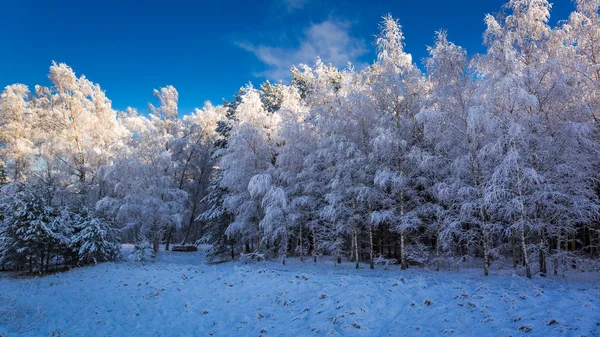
[1,0,600,277]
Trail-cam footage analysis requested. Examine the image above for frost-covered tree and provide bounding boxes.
[171,102,226,244]
[96,153,187,253]
[0,181,120,272]
[0,182,62,272]
[198,88,246,259]
[149,85,180,140]
[419,31,501,275]
[69,209,121,265]
[369,14,427,270]
[269,85,314,261]
[97,104,187,252]
[0,84,35,182]
[220,86,279,254]
[33,62,124,189]
[472,0,600,278]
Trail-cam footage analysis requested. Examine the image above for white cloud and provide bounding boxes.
[238,19,368,81]
[282,0,310,13]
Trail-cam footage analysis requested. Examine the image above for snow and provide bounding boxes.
[0,246,599,337]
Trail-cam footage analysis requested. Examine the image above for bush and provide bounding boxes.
[130,241,155,262]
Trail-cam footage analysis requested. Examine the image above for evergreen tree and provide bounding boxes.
[69,209,121,265]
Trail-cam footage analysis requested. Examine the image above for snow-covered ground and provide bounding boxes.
[1,246,599,337]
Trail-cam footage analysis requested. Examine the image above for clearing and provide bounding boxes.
[0,246,598,337]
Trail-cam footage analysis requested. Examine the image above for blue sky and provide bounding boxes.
[0,0,575,114]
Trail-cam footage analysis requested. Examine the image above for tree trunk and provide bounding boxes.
[181,214,195,246]
[40,248,44,275]
[312,230,317,263]
[379,226,384,255]
[435,224,440,272]
[513,141,531,278]
[46,248,51,273]
[471,135,492,277]
[350,232,356,263]
[400,232,407,270]
[554,232,560,276]
[165,228,172,251]
[570,232,575,251]
[354,227,359,269]
[520,227,531,278]
[387,229,392,257]
[584,226,590,255]
[369,227,374,270]
[594,231,600,258]
[539,230,547,276]
[482,228,490,276]
[298,225,304,262]
[512,234,518,268]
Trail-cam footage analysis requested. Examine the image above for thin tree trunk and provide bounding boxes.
[482,229,490,276]
[539,230,547,276]
[369,227,374,270]
[554,232,560,276]
[399,180,407,270]
[299,225,304,262]
[379,226,384,256]
[181,212,196,245]
[570,232,575,251]
[512,234,518,268]
[350,232,356,263]
[282,220,289,265]
[387,229,392,257]
[513,141,531,278]
[584,226,589,255]
[354,227,359,269]
[165,228,172,251]
[282,244,286,265]
[435,224,440,272]
[46,248,51,273]
[40,248,44,275]
[520,227,531,278]
[594,231,600,258]
[313,229,317,263]
[469,135,490,277]
[400,232,407,270]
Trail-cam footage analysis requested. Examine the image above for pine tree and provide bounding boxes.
[69,210,121,265]
[0,183,63,272]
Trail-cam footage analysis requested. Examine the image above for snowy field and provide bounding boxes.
[1,247,599,337]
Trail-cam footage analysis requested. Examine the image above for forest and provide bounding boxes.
[1,0,600,279]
